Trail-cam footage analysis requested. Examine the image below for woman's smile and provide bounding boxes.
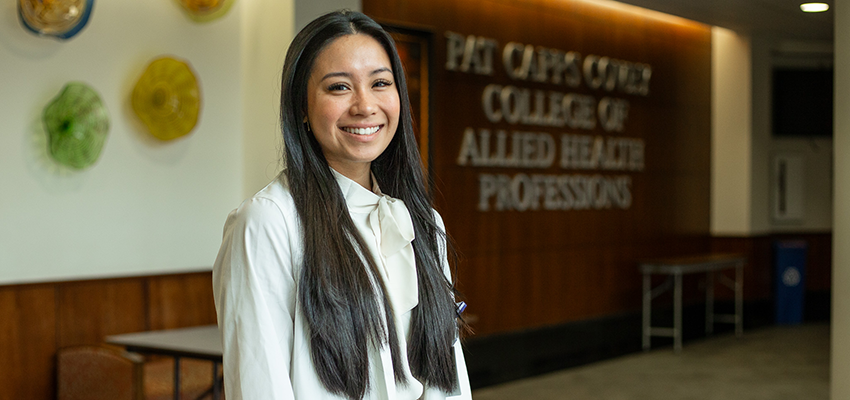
[341,124,383,136]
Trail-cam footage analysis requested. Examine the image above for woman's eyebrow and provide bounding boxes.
[320,71,351,82]
[320,67,392,82]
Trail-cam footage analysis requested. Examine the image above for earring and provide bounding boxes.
[303,117,311,132]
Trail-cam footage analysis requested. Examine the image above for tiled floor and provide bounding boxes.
[472,323,829,400]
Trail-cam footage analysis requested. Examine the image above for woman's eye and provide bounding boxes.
[327,83,349,91]
[374,79,393,88]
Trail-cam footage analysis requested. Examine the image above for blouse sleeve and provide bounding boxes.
[213,197,298,400]
[433,211,473,400]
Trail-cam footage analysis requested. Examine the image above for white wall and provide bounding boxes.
[0,2,244,284]
[241,0,295,197]
[749,33,772,234]
[753,34,834,233]
[711,27,754,236]
[712,27,834,236]
[832,3,850,399]
[295,0,361,32]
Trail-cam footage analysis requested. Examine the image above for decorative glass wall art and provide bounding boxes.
[18,0,94,40]
[177,0,234,22]
[132,56,201,141]
[43,82,110,169]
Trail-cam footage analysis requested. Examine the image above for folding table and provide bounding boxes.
[639,254,745,352]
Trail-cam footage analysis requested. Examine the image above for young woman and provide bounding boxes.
[213,10,471,400]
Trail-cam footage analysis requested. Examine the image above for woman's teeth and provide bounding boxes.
[343,126,380,135]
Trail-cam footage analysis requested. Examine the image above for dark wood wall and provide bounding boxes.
[0,272,216,399]
[711,233,833,300]
[365,0,714,336]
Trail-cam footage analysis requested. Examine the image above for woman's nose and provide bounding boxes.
[350,90,377,116]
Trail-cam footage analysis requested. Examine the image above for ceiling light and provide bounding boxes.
[800,3,829,12]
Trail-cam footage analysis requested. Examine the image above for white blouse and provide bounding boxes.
[212,170,472,400]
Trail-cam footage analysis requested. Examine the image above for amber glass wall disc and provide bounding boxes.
[18,0,94,40]
[177,0,234,22]
[132,56,201,141]
[43,82,110,169]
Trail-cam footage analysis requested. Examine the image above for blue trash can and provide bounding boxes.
[774,240,807,325]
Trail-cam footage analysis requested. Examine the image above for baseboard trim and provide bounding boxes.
[463,312,642,389]
[463,291,829,389]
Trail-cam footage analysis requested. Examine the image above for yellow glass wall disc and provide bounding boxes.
[132,56,201,141]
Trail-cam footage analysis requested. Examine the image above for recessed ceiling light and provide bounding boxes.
[800,3,829,12]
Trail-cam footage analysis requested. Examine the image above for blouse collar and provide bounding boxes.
[331,168,382,212]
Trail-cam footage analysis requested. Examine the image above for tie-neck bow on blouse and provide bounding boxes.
[331,169,419,317]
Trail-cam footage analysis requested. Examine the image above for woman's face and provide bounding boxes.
[306,34,400,177]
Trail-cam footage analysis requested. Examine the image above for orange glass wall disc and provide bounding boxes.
[18,0,94,39]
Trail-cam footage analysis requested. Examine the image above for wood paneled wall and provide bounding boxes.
[711,233,833,300]
[0,272,216,400]
[365,0,714,336]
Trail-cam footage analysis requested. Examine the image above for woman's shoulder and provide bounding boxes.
[255,174,296,210]
[228,175,299,232]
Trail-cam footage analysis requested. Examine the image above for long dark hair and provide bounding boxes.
[279,10,460,399]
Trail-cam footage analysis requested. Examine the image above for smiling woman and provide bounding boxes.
[306,33,400,187]
[212,9,471,400]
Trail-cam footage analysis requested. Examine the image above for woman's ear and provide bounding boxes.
[303,115,311,132]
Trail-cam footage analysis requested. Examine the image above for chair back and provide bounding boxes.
[57,345,145,400]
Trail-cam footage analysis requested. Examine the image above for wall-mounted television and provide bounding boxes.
[772,68,833,138]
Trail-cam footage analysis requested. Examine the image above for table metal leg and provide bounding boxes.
[706,271,714,335]
[642,273,651,350]
[174,357,181,400]
[736,263,744,337]
[213,361,221,400]
[674,273,682,353]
